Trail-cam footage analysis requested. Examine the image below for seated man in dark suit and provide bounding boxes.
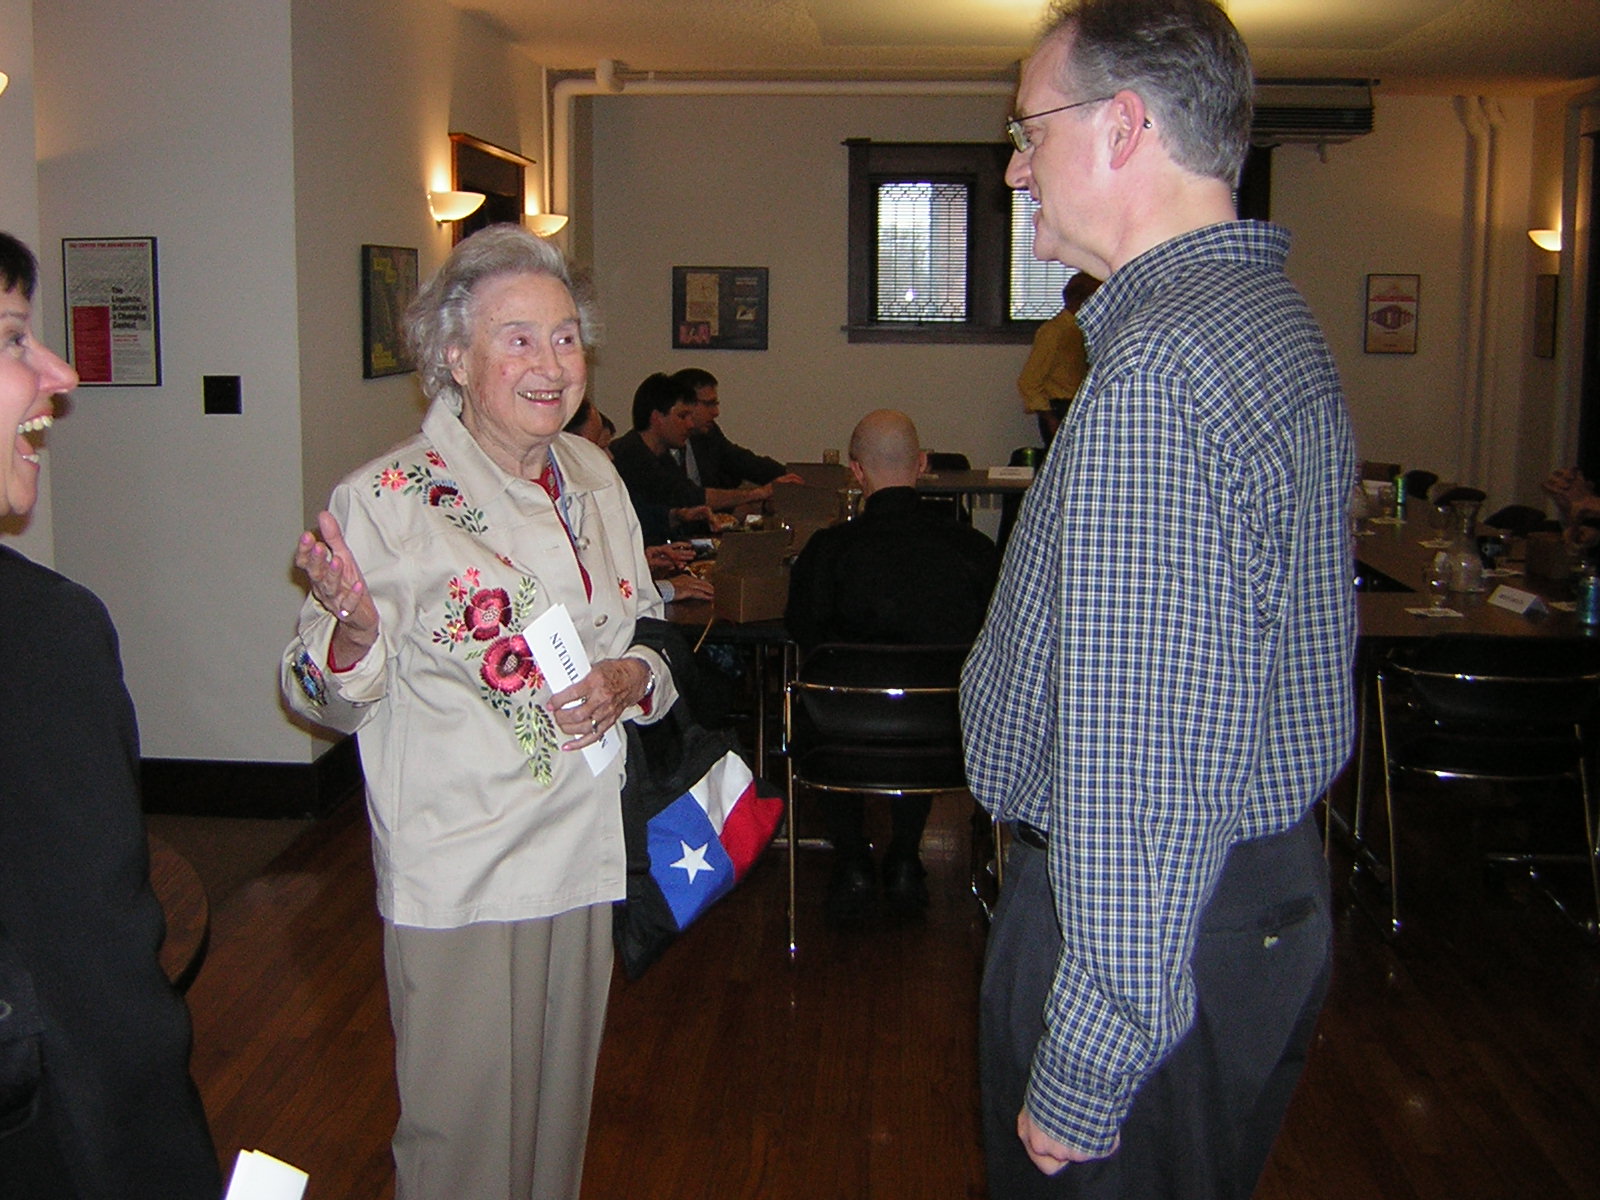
[785,410,1000,923]
[671,367,803,491]
[610,373,774,539]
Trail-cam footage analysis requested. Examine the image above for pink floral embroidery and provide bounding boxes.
[464,567,481,588]
[378,467,408,491]
[465,588,512,641]
[427,482,462,507]
[448,576,470,601]
[618,577,634,599]
[480,636,535,694]
[425,449,447,468]
[445,618,467,643]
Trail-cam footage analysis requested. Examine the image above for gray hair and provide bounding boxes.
[404,224,601,404]
[1041,0,1253,186]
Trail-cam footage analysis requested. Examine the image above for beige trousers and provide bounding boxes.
[383,906,613,1200]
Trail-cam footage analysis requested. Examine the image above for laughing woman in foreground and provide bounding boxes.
[281,225,675,1200]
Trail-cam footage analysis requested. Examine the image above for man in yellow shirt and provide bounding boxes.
[1017,271,1100,442]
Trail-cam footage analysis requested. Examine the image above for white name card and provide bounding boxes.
[1487,584,1547,616]
[526,604,622,776]
[224,1150,308,1200]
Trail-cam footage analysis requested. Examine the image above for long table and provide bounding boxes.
[1354,513,1582,640]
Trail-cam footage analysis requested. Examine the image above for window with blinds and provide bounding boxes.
[845,139,1040,344]
[1009,191,1073,320]
[875,181,969,322]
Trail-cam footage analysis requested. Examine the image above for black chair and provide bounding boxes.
[922,451,972,525]
[1432,485,1487,507]
[1402,469,1439,502]
[783,643,980,953]
[1358,635,1600,935]
[1484,504,1550,537]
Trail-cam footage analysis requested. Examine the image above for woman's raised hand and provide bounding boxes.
[295,510,380,663]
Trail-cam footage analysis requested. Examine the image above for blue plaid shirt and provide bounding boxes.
[961,221,1355,1152]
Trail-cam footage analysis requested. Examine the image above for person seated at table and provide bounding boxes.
[0,231,219,1199]
[610,373,772,533]
[567,396,713,600]
[671,367,802,491]
[1542,467,1600,552]
[785,409,1001,923]
[564,396,614,453]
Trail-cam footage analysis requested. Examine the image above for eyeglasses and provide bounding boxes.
[1005,96,1113,153]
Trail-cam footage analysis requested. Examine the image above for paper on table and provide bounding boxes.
[224,1150,308,1200]
[1404,606,1465,618]
[525,604,622,776]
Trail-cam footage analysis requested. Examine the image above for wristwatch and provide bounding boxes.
[629,657,658,704]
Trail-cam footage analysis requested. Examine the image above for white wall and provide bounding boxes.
[1274,94,1542,508]
[31,0,546,766]
[35,0,305,762]
[587,92,1039,472]
[290,0,548,521]
[587,88,1554,512]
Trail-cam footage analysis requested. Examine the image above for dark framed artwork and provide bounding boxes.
[672,266,768,350]
[61,236,162,386]
[1364,273,1420,354]
[361,244,419,378]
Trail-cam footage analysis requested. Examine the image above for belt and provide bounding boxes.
[1015,821,1048,851]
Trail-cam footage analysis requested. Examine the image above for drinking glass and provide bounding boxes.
[1427,550,1451,608]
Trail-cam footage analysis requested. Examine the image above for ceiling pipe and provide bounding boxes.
[545,65,1014,230]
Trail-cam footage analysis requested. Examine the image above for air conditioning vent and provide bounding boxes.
[1252,79,1375,146]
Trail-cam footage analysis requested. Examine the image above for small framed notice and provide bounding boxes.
[61,237,162,386]
[361,244,419,378]
[672,266,768,351]
[1364,273,1419,355]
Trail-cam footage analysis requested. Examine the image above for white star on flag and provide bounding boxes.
[672,839,713,884]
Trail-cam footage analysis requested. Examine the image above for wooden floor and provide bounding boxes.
[180,780,1600,1199]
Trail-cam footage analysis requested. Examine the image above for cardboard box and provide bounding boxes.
[713,570,788,623]
[711,528,791,623]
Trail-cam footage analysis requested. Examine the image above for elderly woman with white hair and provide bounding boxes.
[282,225,675,1200]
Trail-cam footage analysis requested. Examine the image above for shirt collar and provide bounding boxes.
[421,393,614,502]
[1077,219,1290,359]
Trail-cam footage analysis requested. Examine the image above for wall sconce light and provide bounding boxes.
[526,213,569,238]
[0,72,10,97]
[427,190,486,224]
[1528,228,1562,253]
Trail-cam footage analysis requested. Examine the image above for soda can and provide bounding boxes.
[1578,574,1600,626]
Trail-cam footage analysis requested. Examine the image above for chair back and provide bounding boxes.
[925,452,971,472]
[1402,468,1439,500]
[1431,485,1487,508]
[791,643,966,744]
[1385,636,1600,729]
[1483,504,1550,537]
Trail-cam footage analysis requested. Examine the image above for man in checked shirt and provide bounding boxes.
[960,2,1355,1197]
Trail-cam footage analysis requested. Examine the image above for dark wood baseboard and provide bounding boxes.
[141,737,361,819]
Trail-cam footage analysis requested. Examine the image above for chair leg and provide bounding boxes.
[1581,755,1600,934]
[786,772,799,958]
[1376,675,1403,936]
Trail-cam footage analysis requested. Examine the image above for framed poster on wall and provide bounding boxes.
[361,244,419,378]
[1364,273,1420,354]
[672,266,768,350]
[61,237,162,385]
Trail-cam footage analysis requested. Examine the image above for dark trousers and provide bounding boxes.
[979,814,1330,1200]
[821,794,931,863]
